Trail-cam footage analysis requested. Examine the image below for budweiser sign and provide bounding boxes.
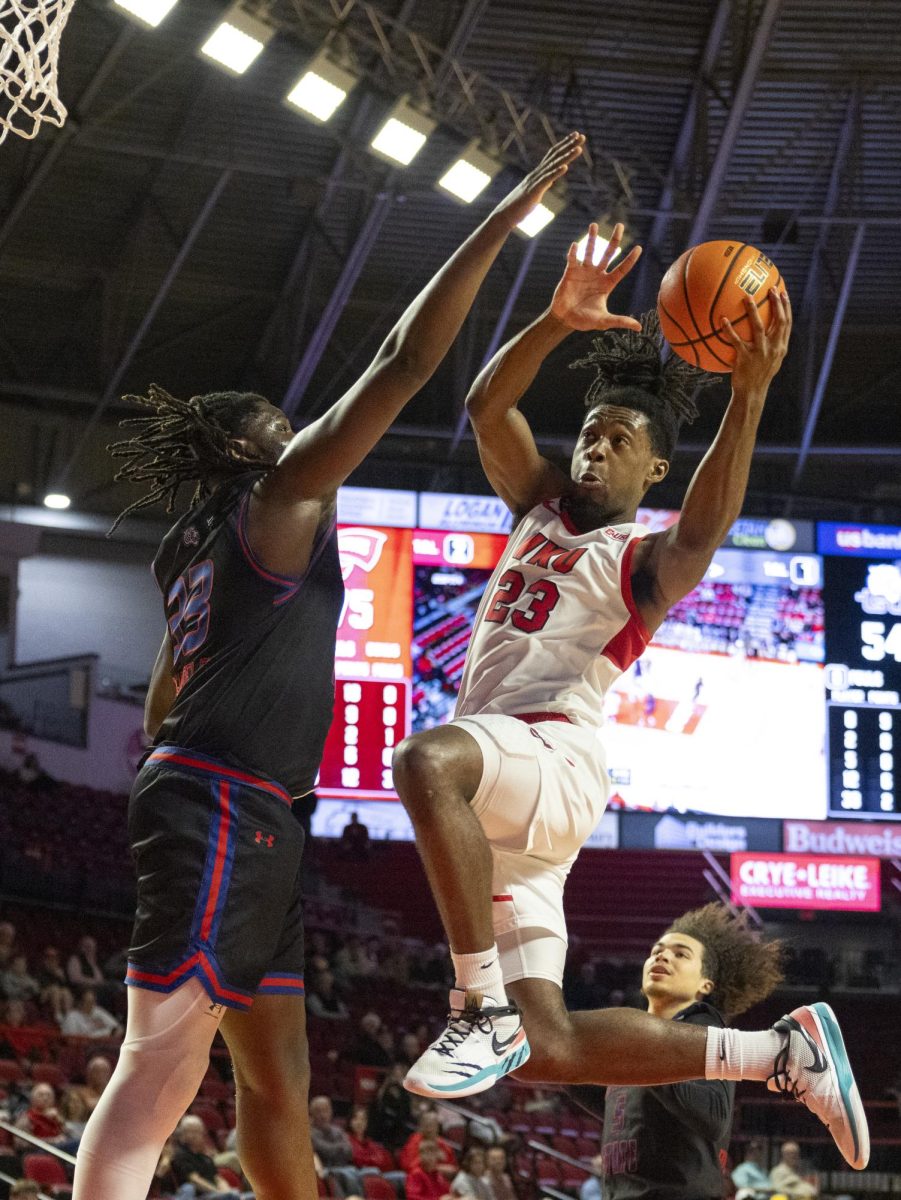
[784,820,901,859]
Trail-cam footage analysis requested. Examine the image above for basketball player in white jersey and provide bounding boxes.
[392,225,869,1172]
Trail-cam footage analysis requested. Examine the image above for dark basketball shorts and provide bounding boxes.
[125,745,306,1011]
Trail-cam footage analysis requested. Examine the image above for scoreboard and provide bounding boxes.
[312,495,901,827]
[820,524,901,820]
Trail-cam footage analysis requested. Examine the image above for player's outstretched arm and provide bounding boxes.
[632,289,791,632]
[262,133,585,504]
[465,222,642,517]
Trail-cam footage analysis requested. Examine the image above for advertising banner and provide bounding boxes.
[784,819,901,858]
[730,852,881,911]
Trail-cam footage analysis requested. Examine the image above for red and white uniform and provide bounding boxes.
[451,499,651,985]
[456,499,649,724]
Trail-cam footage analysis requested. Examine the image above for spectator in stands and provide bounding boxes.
[0,921,17,969]
[75,1055,113,1115]
[382,952,411,992]
[579,1154,604,1200]
[16,753,55,792]
[15,1081,66,1146]
[399,1109,457,1181]
[484,1147,517,1200]
[731,1138,773,1197]
[9,1182,40,1199]
[769,1142,818,1198]
[367,1063,413,1151]
[451,1145,492,1200]
[309,1095,354,1168]
[399,1032,423,1067]
[377,1026,396,1062]
[407,1138,452,1200]
[1,997,51,1059]
[0,953,40,1002]
[66,936,107,996]
[334,936,378,985]
[171,1114,252,1198]
[565,962,606,1012]
[60,988,122,1039]
[306,970,350,1021]
[340,812,371,860]
[347,1104,395,1172]
[59,1086,91,1148]
[353,1012,393,1068]
[35,946,73,1017]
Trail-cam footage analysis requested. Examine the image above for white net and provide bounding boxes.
[1,0,77,144]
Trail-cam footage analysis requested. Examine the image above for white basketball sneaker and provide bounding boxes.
[768,1002,869,1169]
[404,989,530,1098]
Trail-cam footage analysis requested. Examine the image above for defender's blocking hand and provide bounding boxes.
[492,132,585,227]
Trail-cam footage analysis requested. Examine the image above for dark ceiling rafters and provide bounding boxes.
[0,0,899,521]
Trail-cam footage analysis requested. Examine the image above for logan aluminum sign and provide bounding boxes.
[730,853,881,912]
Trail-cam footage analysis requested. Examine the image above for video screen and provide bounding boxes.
[317,504,831,821]
[603,549,826,818]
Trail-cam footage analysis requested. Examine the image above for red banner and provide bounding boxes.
[730,852,881,911]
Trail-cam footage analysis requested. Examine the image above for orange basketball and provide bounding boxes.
[657,240,786,372]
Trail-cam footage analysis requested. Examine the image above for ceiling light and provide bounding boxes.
[286,51,359,123]
[112,0,179,25]
[437,141,502,204]
[200,5,273,75]
[43,493,71,510]
[369,96,436,166]
[516,188,566,238]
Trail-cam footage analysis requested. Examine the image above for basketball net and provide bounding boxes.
[0,0,77,144]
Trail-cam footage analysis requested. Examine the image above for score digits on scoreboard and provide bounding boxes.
[824,554,901,819]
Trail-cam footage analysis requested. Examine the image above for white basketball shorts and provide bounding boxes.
[451,713,609,987]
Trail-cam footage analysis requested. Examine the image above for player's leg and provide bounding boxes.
[392,723,499,974]
[508,976,868,1169]
[220,993,316,1200]
[73,977,223,1200]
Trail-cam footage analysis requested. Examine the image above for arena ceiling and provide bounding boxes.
[2,0,901,535]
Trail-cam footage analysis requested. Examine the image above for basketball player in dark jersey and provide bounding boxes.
[71,132,586,1200]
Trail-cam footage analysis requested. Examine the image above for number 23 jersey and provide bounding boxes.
[455,498,651,728]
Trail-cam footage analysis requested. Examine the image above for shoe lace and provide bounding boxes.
[768,1023,808,1104]
[433,1004,520,1059]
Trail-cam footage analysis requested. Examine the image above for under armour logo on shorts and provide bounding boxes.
[255,830,275,848]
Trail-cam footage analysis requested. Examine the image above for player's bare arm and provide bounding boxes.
[144,629,175,739]
[245,134,586,574]
[465,222,642,517]
[630,288,792,633]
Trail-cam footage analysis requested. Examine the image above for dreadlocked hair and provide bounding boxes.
[570,311,720,459]
[664,903,784,1019]
[107,385,272,535]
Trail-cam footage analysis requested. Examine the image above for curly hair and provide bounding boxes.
[570,311,720,458]
[664,903,784,1019]
[107,385,272,534]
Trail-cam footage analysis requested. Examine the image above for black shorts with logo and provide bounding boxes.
[125,745,305,1010]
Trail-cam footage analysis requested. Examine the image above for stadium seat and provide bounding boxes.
[32,1062,68,1088]
[0,1059,27,1086]
[23,1152,72,1195]
[363,1175,399,1200]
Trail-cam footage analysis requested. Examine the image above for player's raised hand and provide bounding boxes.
[721,288,792,400]
[549,222,643,332]
[492,132,585,227]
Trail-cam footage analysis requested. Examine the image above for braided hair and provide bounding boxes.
[107,385,272,534]
[570,311,719,459]
[663,903,784,1019]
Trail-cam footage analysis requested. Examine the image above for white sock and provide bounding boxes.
[451,946,507,1006]
[705,1025,784,1082]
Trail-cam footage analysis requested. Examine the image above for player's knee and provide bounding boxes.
[392,729,482,812]
[233,1040,310,1106]
[392,734,450,808]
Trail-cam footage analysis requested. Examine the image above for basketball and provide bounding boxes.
[657,240,786,372]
